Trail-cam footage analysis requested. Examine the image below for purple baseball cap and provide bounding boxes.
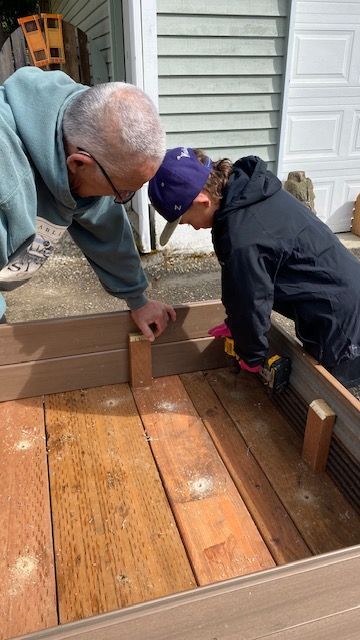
[148,147,212,246]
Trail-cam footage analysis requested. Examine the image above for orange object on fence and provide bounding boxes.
[17,14,49,67]
[42,14,65,64]
[17,13,65,67]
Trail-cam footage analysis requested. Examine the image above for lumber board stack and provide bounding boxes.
[1,371,360,640]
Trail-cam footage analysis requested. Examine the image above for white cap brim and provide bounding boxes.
[159,217,182,246]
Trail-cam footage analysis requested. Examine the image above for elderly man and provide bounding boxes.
[0,66,175,339]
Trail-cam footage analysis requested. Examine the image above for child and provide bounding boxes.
[148,147,360,388]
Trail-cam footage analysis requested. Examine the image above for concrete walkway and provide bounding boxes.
[2,231,360,324]
[338,231,360,252]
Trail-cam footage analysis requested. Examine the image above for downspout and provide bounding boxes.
[122,0,159,253]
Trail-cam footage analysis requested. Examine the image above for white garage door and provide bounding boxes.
[278,0,360,231]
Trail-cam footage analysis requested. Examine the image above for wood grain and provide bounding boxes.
[132,375,275,584]
[302,399,336,473]
[61,21,80,82]
[45,384,195,624]
[128,334,152,388]
[0,398,57,639]
[207,368,360,554]
[181,371,311,564]
[77,28,91,85]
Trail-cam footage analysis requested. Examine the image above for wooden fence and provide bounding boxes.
[0,22,91,85]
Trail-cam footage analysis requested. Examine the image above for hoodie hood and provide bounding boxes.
[3,67,86,209]
[218,156,282,218]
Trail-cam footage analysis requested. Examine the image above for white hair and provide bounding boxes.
[63,82,166,175]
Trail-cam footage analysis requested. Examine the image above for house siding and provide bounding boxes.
[50,0,112,81]
[278,0,360,232]
[156,0,290,173]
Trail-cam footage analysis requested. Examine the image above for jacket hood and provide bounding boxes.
[3,67,87,209]
[218,156,282,218]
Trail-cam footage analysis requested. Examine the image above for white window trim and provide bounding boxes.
[277,0,298,177]
[122,0,159,253]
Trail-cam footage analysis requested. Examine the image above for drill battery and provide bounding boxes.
[259,354,291,393]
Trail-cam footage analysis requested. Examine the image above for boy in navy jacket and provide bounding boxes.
[149,147,360,388]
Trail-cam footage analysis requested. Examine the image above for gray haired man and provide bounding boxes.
[0,67,175,338]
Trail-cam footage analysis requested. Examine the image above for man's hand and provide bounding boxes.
[131,299,176,341]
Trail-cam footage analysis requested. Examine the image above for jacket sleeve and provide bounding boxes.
[0,293,6,320]
[68,199,148,310]
[221,244,280,366]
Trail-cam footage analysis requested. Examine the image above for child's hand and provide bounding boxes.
[208,323,262,373]
[208,321,232,338]
[239,360,262,373]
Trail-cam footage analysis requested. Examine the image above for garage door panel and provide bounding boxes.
[349,111,360,156]
[285,111,343,157]
[292,30,354,85]
[297,2,360,18]
[309,180,334,223]
[279,1,360,231]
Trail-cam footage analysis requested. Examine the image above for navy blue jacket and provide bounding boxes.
[212,156,360,372]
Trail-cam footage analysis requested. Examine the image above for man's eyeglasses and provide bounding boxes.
[77,147,135,204]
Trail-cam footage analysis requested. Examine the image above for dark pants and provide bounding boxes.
[329,357,360,388]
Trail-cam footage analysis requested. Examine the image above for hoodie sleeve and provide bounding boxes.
[0,293,6,320]
[68,198,148,310]
[221,244,280,366]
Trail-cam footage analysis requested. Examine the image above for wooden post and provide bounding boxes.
[128,333,152,388]
[351,194,360,237]
[302,399,336,472]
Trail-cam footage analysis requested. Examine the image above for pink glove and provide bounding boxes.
[239,360,262,374]
[208,322,232,338]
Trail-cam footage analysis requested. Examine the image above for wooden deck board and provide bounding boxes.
[45,384,196,625]
[132,375,275,584]
[181,371,312,564]
[2,364,360,639]
[206,368,360,554]
[0,398,57,639]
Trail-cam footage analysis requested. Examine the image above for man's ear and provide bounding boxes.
[66,152,93,175]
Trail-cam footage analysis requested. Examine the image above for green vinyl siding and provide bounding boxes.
[157,0,290,171]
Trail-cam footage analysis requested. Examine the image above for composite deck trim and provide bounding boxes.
[0,302,226,365]
[13,545,360,640]
[269,323,360,458]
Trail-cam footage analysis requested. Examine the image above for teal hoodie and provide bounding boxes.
[0,67,148,318]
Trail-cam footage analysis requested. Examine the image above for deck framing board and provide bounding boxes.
[269,324,360,457]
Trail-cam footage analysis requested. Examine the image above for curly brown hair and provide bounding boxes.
[194,149,233,202]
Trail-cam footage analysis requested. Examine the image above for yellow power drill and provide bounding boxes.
[224,337,291,393]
